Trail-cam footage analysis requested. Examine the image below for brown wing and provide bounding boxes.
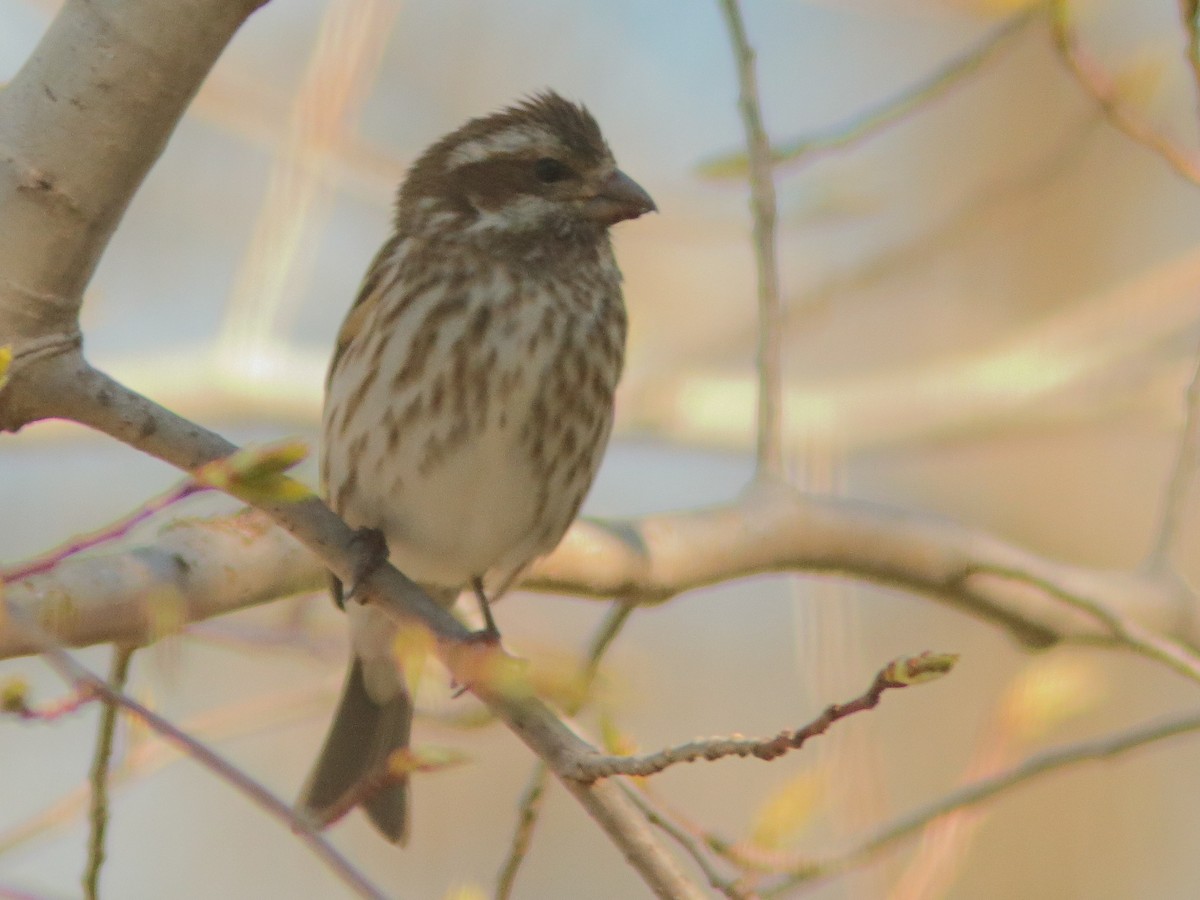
[326,231,405,388]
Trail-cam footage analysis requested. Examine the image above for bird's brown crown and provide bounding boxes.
[394,92,627,242]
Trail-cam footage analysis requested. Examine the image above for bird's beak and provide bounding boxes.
[582,170,657,225]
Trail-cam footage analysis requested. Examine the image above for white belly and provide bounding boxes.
[374,384,544,588]
[322,274,614,593]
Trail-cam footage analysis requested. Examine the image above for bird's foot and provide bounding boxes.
[345,527,389,605]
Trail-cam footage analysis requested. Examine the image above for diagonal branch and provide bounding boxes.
[1049,0,1200,186]
[700,8,1040,177]
[5,604,387,900]
[765,708,1200,894]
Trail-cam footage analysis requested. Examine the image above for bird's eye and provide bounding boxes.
[533,157,573,184]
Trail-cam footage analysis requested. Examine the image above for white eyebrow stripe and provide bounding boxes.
[446,127,553,168]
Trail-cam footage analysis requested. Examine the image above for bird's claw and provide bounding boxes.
[346,527,389,605]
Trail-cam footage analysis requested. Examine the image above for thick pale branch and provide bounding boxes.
[1,506,319,658]
[7,478,1197,662]
[0,0,267,422]
[538,486,1194,647]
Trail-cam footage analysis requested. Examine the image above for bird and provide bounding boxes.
[297,91,655,844]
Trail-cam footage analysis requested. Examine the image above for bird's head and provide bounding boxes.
[397,92,655,246]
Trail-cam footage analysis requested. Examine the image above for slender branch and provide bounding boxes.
[620,782,751,900]
[495,601,639,899]
[580,601,637,687]
[495,765,550,900]
[1,682,97,721]
[0,679,338,858]
[1177,0,1200,117]
[1049,0,1200,186]
[568,653,956,782]
[1,481,207,582]
[764,709,1200,894]
[970,564,1200,685]
[4,605,387,900]
[83,646,134,900]
[700,8,1040,177]
[717,0,784,477]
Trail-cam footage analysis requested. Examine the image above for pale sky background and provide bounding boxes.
[5,1,1200,898]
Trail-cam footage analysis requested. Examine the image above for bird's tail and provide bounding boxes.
[297,656,413,844]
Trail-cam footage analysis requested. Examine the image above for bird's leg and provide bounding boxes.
[470,576,501,641]
[445,577,503,698]
[344,526,390,606]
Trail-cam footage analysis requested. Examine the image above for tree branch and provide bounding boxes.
[568,653,956,782]
[0,0,268,419]
[700,8,1039,177]
[83,646,134,900]
[8,476,1197,660]
[1049,0,1200,186]
[5,605,387,900]
[765,708,1200,894]
[717,0,784,478]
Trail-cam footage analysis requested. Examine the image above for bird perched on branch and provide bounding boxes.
[298,92,655,843]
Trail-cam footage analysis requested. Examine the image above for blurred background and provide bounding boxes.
[5,0,1200,897]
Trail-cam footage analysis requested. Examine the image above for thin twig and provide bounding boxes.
[0,481,207,582]
[620,782,752,900]
[569,653,956,782]
[4,604,387,900]
[495,765,550,900]
[580,601,637,688]
[971,564,1200,685]
[1,683,97,721]
[718,0,784,478]
[763,709,1200,894]
[495,602,639,899]
[700,8,1040,177]
[1177,0,1200,116]
[1050,0,1200,186]
[695,111,1102,362]
[0,679,336,858]
[83,646,134,900]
